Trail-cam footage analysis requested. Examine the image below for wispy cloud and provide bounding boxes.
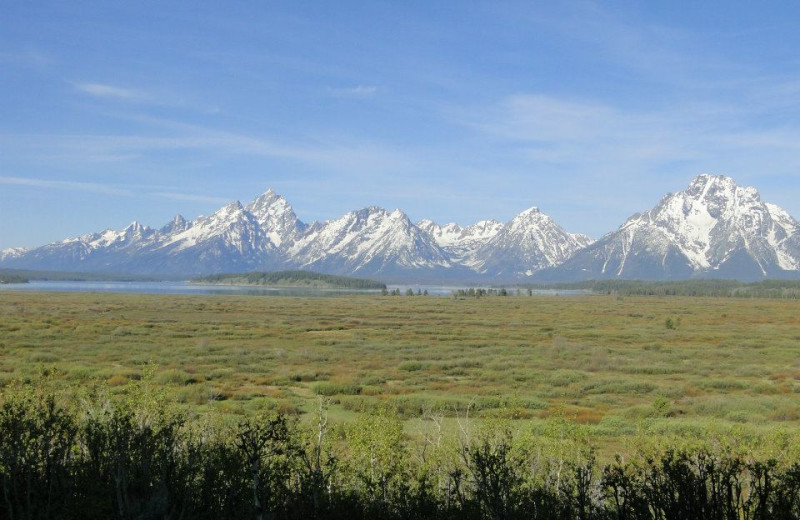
[328,84,378,99]
[0,175,131,196]
[72,82,148,101]
[448,89,800,231]
[466,91,800,168]
[70,82,221,114]
[0,121,420,177]
[0,175,233,207]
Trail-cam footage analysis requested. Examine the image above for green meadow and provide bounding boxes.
[1,291,799,454]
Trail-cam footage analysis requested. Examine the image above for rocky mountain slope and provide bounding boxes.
[416,219,504,264]
[472,208,593,278]
[536,175,800,281]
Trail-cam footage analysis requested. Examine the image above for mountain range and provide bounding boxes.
[2,174,799,282]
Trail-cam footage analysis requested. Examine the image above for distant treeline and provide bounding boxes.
[2,391,800,519]
[194,270,387,290]
[452,288,511,298]
[524,279,800,299]
[0,272,28,284]
[0,268,159,283]
[383,288,429,296]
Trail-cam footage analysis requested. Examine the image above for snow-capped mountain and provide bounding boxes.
[416,219,504,263]
[152,200,280,274]
[538,175,800,281]
[0,194,289,275]
[245,189,306,248]
[474,207,594,278]
[4,176,795,281]
[0,247,28,261]
[290,207,454,276]
[0,221,160,273]
[0,187,589,279]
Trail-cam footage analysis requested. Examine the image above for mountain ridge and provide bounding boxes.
[3,174,799,282]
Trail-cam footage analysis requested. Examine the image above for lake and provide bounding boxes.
[0,280,591,297]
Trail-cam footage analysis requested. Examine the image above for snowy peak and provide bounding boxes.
[75,221,156,251]
[216,200,244,217]
[245,188,304,247]
[516,206,541,217]
[507,207,544,226]
[684,174,759,205]
[416,217,505,265]
[0,247,28,261]
[246,189,284,220]
[467,220,504,238]
[122,221,152,240]
[161,214,191,235]
[633,174,795,271]
[163,199,274,254]
[290,206,451,274]
[416,219,464,247]
[388,208,410,222]
[475,206,593,277]
[543,174,800,281]
[418,219,505,246]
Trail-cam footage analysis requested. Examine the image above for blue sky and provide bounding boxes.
[2,1,800,249]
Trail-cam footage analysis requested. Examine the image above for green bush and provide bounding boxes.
[312,382,362,396]
[2,391,800,519]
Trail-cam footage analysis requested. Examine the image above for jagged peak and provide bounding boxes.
[324,206,389,227]
[389,208,408,220]
[516,206,542,217]
[417,219,464,232]
[340,206,410,225]
[353,205,388,217]
[684,174,760,201]
[620,174,762,228]
[689,173,734,188]
[201,200,245,222]
[473,219,502,227]
[0,247,28,258]
[160,214,190,234]
[248,187,284,206]
[508,207,551,227]
[244,188,304,247]
[124,221,149,232]
[462,220,502,237]
[220,200,244,212]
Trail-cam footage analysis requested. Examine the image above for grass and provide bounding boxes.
[1,291,799,455]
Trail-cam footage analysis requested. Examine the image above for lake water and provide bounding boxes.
[0,280,590,297]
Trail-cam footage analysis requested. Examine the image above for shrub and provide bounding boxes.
[106,374,129,387]
[312,382,362,396]
[398,360,425,371]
